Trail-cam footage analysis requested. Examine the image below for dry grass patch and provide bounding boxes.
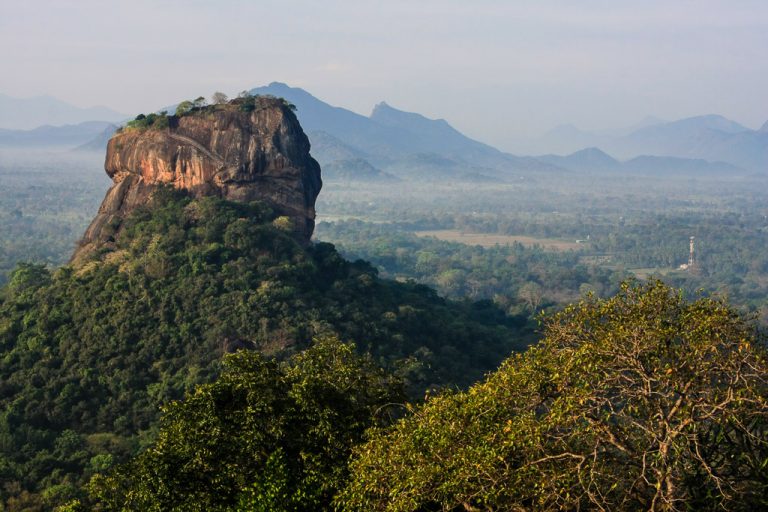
[414,230,584,251]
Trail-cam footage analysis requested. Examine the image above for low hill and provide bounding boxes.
[533,114,768,173]
[303,130,369,163]
[0,93,125,130]
[0,121,116,147]
[537,147,618,172]
[322,158,399,182]
[537,147,748,176]
[74,124,118,152]
[621,155,745,176]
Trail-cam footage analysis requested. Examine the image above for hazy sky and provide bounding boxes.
[1,0,766,151]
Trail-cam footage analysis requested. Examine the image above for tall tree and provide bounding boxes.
[211,91,228,105]
[341,282,768,511]
[87,336,404,511]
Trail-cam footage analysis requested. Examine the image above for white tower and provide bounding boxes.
[688,237,695,268]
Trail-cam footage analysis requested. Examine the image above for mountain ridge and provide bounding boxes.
[0,120,117,147]
[534,114,766,172]
[537,146,747,175]
[0,92,126,130]
[251,82,559,179]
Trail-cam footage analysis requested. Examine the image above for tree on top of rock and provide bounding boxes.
[211,92,228,105]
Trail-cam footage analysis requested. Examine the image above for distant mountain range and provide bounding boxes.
[1,84,764,178]
[0,93,125,130]
[538,147,746,176]
[75,123,119,152]
[250,83,766,179]
[535,115,767,173]
[0,121,117,147]
[250,82,553,181]
[322,158,399,182]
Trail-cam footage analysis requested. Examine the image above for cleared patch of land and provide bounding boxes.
[316,214,392,224]
[628,267,683,279]
[414,230,584,251]
[316,214,366,223]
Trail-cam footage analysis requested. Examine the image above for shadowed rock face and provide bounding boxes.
[73,98,322,262]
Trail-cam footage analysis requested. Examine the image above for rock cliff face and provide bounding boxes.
[73,98,322,262]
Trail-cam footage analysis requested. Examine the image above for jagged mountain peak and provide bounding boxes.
[370,101,453,131]
[247,82,539,177]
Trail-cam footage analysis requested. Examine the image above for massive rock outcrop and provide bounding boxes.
[72,97,322,262]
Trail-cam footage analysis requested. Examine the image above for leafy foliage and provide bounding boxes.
[86,336,403,511]
[317,177,768,323]
[211,92,228,105]
[0,191,526,509]
[316,219,624,315]
[0,151,109,286]
[340,282,768,511]
[174,101,194,117]
[125,112,169,130]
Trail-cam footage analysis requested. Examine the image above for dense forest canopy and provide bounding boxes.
[314,176,768,323]
[82,336,403,511]
[0,150,108,283]
[56,282,768,511]
[0,190,528,510]
[340,282,768,511]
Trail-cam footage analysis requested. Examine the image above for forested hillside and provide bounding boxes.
[58,282,768,511]
[0,191,529,510]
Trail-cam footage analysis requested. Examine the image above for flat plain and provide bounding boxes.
[414,229,584,251]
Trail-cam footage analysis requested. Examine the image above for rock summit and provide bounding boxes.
[73,96,322,262]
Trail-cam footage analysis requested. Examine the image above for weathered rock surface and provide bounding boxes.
[72,98,322,262]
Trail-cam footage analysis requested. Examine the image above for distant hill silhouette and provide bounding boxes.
[0,121,116,147]
[322,158,399,182]
[534,114,767,173]
[75,124,119,152]
[537,147,618,172]
[250,82,557,181]
[537,147,747,176]
[0,93,125,130]
[535,124,609,155]
[620,155,745,176]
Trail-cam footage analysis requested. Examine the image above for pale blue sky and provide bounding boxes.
[1,0,766,150]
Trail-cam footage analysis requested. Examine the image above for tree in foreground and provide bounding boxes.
[340,281,768,511]
[84,336,403,511]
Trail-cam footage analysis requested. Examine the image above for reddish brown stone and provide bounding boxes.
[73,99,322,262]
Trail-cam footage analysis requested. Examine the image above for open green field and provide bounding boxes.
[628,267,686,279]
[414,229,585,251]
